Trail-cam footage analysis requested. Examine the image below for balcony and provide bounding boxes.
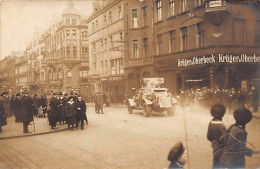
[124,57,154,68]
[205,0,231,13]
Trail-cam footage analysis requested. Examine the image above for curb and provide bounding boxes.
[0,128,69,140]
[86,104,127,109]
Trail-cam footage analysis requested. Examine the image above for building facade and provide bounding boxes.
[88,0,126,102]
[124,0,260,95]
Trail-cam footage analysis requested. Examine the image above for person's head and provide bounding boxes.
[211,104,226,120]
[168,141,186,162]
[234,108,252,126]
[78,95,82,101]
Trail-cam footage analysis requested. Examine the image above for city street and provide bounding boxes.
[0,105,260,169]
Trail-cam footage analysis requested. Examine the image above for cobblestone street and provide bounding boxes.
[0,106,259,169]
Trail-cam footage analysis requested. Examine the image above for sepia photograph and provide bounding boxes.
[0,0,260,168]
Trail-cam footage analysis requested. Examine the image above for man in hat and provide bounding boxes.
[49,92,59,129]
[75,95,88,129]
[0,94,7,133]
[250,86,259,112]
[57,92,65,124]
[220,108,259,168]
[20,91,34,133]
[2,92,10,117]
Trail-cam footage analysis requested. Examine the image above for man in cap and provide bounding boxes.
[168,141,186,169]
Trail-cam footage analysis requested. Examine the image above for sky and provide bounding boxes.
[0,0,94,60]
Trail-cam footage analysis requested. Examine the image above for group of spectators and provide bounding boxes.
[0,90,88,133]
[86,92,125,106]
[178,86,259,113]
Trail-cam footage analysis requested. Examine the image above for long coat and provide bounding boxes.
[75,100,87,122]
[48,97,59,124]
[0,98,7,127]
[65,102,76,125]
[57,97,66,121]
[20,96,34,123]
[220,124,253,168]
[13,97,23,122]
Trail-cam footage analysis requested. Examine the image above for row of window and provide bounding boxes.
[92,58,124,75]
[92,5,122,31]
[64,18,78,26]
[92,32,123,53]
[131,22,204,58]
[131,0,204,28]
[47,46,89,59]
[45,29,88,50]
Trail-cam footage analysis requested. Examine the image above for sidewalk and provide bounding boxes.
[0,116,68,140]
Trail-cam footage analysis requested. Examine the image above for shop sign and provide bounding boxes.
[101,77,108,81]
[178,55,216,67]
[209,0,222,8]
[218,54,260,64]
[154,59,175,70]
[108,76,123,81]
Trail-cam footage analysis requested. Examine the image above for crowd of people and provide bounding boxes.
[0,91,88,133]
[177,86,259,113]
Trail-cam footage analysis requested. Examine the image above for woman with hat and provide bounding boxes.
[65,96,76,129]
[220,108,259,168]
[168,141,186,169]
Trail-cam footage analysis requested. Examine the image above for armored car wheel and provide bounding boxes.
[167,107,174,116]
[143,104,152,117]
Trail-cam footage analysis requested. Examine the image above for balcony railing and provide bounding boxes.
[124,57,154,68]
[205,0,231,13]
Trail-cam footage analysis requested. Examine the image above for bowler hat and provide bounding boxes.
[233,108,252,125]
[57,92,63,95]
[168,141,185,161]
[16,93,21,96]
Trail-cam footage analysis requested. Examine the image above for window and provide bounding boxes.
[111,60,115,68]
[101,40,103,50]
[73,46,77,58]
[133,40,139,58]
[169,0,175,17]
[181,27,188,50]
[66,46,70,58]
[132,9,138,28]
[96,20,98,27]
[197,22,205,48]
[142,6,147,26]
[118,6,122,19]
[104,38,107,49]
[72,19,76,25]
[197,0,203,6]
[156,0,162,21]
[104,14,107,26]
[66,19,70,25]
[93,43,96,53]
[92,22,94,30]
[82,31,88,39]
[66,29,70,40]
[72,29,76,39]
[101,61,104,74]
[157,34,162,54]
[105,60,108,73]
[82,47,88,58]
[143,38,148,57]
[234,19,245,45]
[169,30,175,52]
[110,36,113,48]
[120,32,123,42]
[79,70,88,78]
[181,0,186,13]
[109,12,112,24]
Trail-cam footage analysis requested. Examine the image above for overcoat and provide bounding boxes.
[220,124,253,168]
[75,100,87,121]
[13,97,23,122]
[65,102,76,125]
[20,96,34,123]
[48,97,59,124]
[57,97,66,121]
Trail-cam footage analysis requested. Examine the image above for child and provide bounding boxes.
[168,141,186,169]
[207,104,226,169]
[38,106,44,118]
[220,108,259,168]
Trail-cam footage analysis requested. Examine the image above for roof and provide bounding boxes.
[62,1,81,16]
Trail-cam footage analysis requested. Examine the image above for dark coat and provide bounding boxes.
[220,124,253,168]
[0,99,7,127]
[48,97,59,124]
[13,97,23,122]
[65,102,76,125]
[20,96,34,123]
[75,100,87,121]
[39,96,47,108]
[57,97,66,121]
